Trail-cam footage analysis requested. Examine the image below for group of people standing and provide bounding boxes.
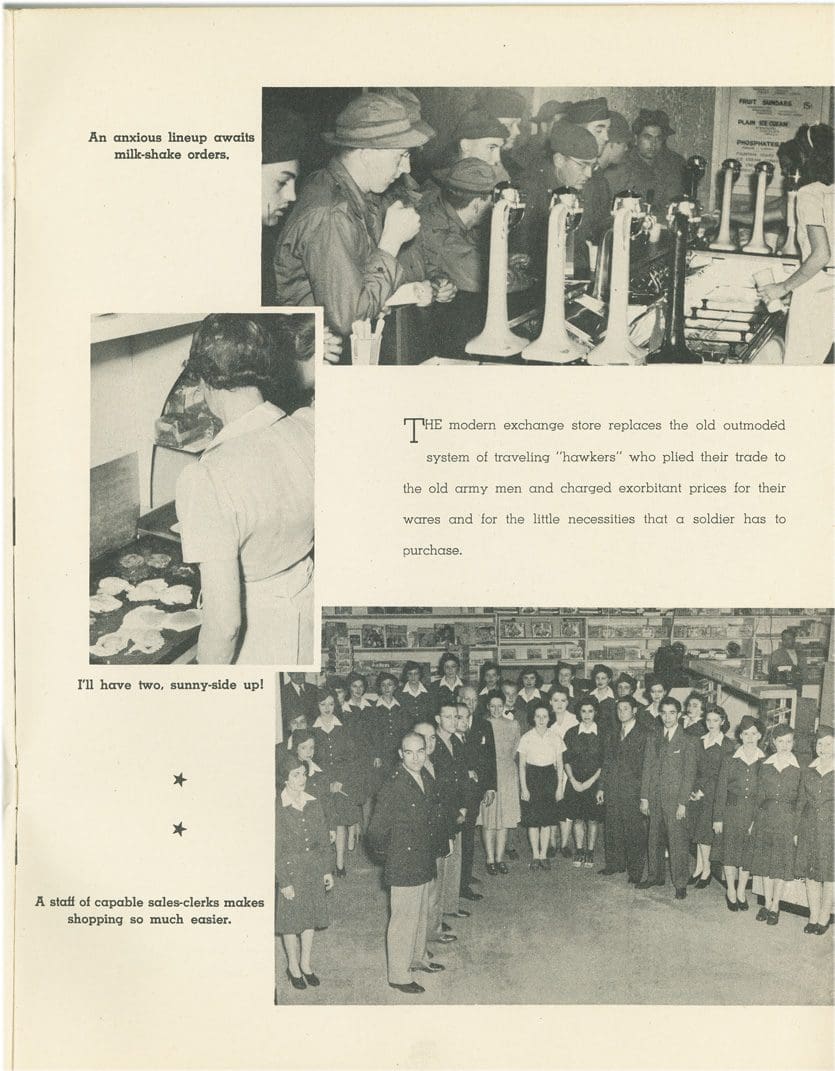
[275,659,833,996]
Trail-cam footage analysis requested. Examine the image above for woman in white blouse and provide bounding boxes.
[517,703,565,871]
[759,124,834,364]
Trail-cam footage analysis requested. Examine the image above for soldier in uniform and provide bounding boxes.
[604,108,687,223]
[367,732,442,995]
[274,93,431,351]
[598,696,650,884]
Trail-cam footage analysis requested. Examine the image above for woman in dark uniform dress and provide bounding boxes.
[275,750,334,992]
[291,729,337,843]
[367,673,409,799]
[398,661,434,728]
[688,704,735,888]
[341,672,375,843]
[312,687,362,879]
[587,664,617,744]
[796,726,834,935]
[547,687,579,859]
[429,653,464,713]
[562,695,605,869]
[745,722,803,926]
[713,714,765,911]
[516,668,546,725]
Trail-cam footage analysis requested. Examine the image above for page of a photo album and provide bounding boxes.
[6,5,835,1069]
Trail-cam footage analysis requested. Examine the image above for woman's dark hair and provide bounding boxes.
[577,694,599,717]
[517,667,543,688]
[438,653,461,675]
[347,672,367,692]
[705,704,731,734]
[549,686,571,704]
[186,314,276,392]
[591,663,613,682]
[316,686,338,709]
[400,661,423,684]
[735,714,765,742]
[485,687,506,711]
[645,676,666,693]
[478,661,501,688]
[795,123,834,185]
[377,671,399,689]
[685,691,708,715]
[291,728,315,753]
[529,702,555,728]
[555,661,576,679]
[766,721,795,752]
[326,675,347,694]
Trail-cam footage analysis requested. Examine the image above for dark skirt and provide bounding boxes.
[687,796,717,845]
[327,785,362,828]
[717,795,756,868]
[521,764,558,828]
[743,800,797,881]
[795,804,834,883]
[275,856,330,935]
[563,779,605,822]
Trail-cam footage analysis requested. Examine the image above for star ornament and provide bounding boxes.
[174,773,187,786]
[173,822,187,836]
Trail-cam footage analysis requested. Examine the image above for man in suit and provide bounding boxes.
[455,693,496,900]
[366,732,441,994]
[434,704,470,919]
[413,720,459,949]
[598,696,650,884]
[639,696,698,898]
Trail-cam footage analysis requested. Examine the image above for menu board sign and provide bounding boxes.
[711,86,830,204]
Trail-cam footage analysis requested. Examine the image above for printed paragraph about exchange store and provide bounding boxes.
[398,412,794,559]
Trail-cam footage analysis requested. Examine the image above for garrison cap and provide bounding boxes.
[476,87,527,119]
[456,108,510,141]
[549,120,599,160]
[633,108,675,136]
[534,99,572,125]
[434,157,496,194]
[323,93,430,149]
[607,111,633,146]
[566,97,610,125]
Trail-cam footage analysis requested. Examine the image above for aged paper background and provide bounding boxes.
[7,5,835,1069]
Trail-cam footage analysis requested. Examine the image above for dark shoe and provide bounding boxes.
[414,963,445,972]
[505,848,519,860]
[688,873,699,886]
[815,922,831,936]
[287,970,306,990]
[804,922,818,934]
[486,863,498,876]
[675,888,687,900]
[573,850,583,869]
[301,971,320,987]
[460,887,483,901]
[561,846,573,859]
[389,982,425,994]
[335,867,346,878]
[583,851,595,869]
[737,898,749,912]
[434,933,457,943]
[636,878,663,889]
[497,862,508,875]
[540,858,552,871]
[441,922,452,932]
[469,876,483,886]
[767,911,779,926]
[756,906,769,922]
[725,895,738,912]
[546,846,557,859]
[695,874,712,889]
[444,909,470,918]
[529,860,539,871]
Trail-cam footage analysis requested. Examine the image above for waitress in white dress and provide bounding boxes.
[759,124,834,364]
[176,314,314,664]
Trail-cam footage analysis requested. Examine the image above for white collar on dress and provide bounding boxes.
[594,687,614,701]
[521,687,541,700]
[577,723,598,735]
[307,759,323,773]
[733,746,766,763]
[764,752,800,769]
[280,787,315,810]
[439,676,463,689]
[313,714,342,729]
[345,697,371,710]
[202,401,286,455]
[402,682,427,696]
[703,734,725,749]
[809,756,834,773]
[376,696,400,709]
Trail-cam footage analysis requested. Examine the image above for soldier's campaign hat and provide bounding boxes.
[549,120,599,160]
[633,108,675,136]
[323,93,431,149]
[455,108,510,141]
[566,97,610,125]
[433,157,496,194]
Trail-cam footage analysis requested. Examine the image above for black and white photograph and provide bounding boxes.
[89,311,316,666]
[275,607,834,1004]
[262,86,833,365]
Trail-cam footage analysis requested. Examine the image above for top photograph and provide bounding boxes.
[261,86,833,367]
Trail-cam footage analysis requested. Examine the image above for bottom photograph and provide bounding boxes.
[274,606,834,1006]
